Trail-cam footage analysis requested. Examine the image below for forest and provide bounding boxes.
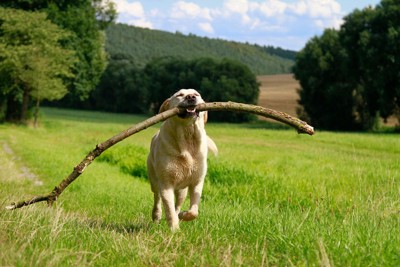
[293,0,400,131]
[105,23,295,75]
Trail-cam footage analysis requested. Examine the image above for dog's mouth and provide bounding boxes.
[178,105,199,119]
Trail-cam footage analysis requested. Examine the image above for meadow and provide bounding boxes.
[1,107,399,266]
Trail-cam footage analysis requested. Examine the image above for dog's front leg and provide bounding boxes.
[161,187,180,230]
[179,180,204,221]
[175,188,188,214]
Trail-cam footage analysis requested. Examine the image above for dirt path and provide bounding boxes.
[0,142,43,186]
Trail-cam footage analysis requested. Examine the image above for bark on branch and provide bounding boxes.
[6,102,314,210]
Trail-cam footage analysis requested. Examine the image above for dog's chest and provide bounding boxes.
[167,146,206,188]
[159,122,207,187]
[175,151,205,183]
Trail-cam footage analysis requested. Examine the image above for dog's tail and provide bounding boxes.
[207,136,218,157]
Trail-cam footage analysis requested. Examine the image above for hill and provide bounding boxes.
[105,23,295,75]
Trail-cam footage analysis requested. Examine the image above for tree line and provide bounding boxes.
[60,56,260,122]
[293,0,400,131]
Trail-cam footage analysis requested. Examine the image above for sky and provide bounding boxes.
[112,0,382,51]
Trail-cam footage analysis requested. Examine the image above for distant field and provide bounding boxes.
[257,74,299,117]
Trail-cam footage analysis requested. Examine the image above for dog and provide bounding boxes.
[147,89,217,230]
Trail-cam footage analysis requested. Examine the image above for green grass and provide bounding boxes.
[1,107,399,266]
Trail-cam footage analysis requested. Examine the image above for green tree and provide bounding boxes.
[91,57,148,113]
[293,29,357,130]
[341,0,400,126]
[339,6,381,129]
[377,0,400,122]
[0,8,76,124]
[0,0,116,103]
[197,58,260,122]
[142,57,193,113]
[294,0,400,130]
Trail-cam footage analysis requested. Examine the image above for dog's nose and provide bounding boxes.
[185,94,196,100]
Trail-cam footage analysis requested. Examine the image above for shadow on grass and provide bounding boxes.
[237,119,291,130]
[85,218,154,234]
[41,107,150,125]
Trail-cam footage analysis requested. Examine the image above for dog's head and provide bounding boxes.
[159,89,208,122]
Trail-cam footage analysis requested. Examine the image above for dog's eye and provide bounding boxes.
[177,93,184,97]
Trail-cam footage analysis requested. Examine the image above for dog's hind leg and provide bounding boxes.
[175,188,188,215]
[152,192,162,223]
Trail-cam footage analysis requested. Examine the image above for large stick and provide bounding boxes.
[6,102,314,210]
[196,102,314,135]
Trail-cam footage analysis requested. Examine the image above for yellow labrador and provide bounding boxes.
[147,89,217,230]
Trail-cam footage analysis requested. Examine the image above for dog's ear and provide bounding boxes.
[159,98,170,113]
[203,111,208,124]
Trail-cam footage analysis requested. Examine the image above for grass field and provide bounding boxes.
[1,107,399,266]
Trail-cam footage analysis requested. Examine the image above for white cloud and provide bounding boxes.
[170,1,212,21]
[114,0,144,16]
[332,17,344,29]
[299,0,343,29]
[251,0,287,17]
[198,22,214,34]
[222,0,254,25]
[289,1,308,16]
[307,0,341,18]
[224,0,249,14]
[314,17,343,29]
[282,0,343,29]
[114,0,153,28]
[249,0,342,22]
[241,14,252,25]
[127,18,153,29]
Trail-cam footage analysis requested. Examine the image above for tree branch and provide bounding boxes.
[196,102,314,135]
[5,102,313,210]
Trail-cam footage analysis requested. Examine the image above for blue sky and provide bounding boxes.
[112,0,381,51]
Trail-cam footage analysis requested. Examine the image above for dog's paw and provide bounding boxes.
[170,225,180,232]
[178,210,198,221]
